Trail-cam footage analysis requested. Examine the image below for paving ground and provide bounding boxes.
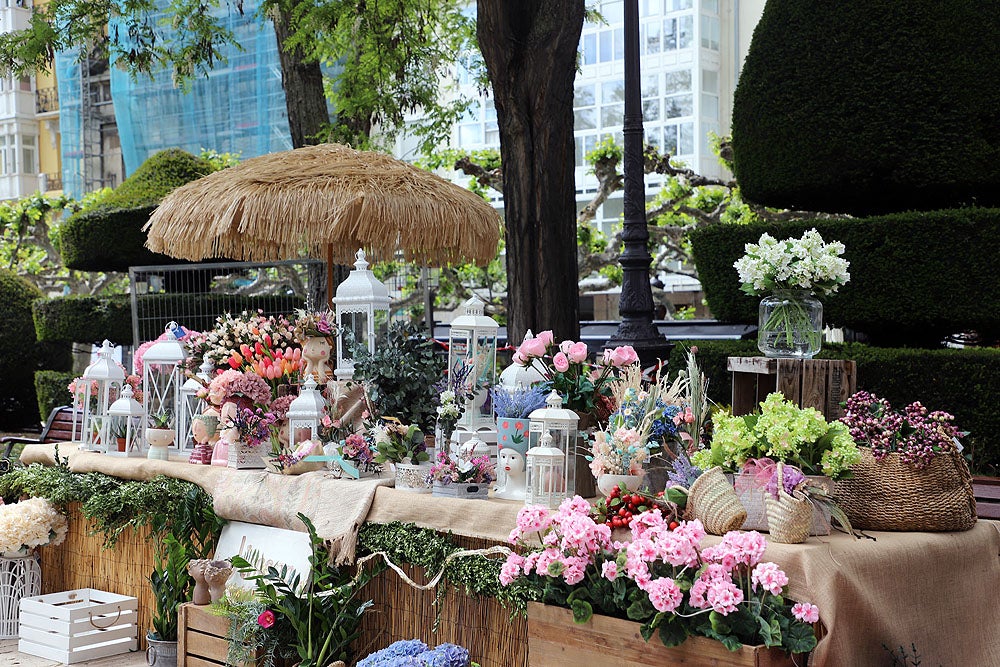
[0,639,148,666]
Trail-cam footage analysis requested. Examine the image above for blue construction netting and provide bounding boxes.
[109,0,292,176]
[55,49,86,198]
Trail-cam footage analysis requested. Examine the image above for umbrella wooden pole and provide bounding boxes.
[326,243,335,309]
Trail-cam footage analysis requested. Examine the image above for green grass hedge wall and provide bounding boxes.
[689,210,1000,346]
[667,341,1000,476]
[0,270,44,428]
[732,0,1000,215]
[34,370,76,423]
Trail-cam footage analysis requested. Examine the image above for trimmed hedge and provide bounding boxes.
[33,293,300,345]
[34,370,75,423]
[689,210,1000,346]
[61,149,217,272]
[667,341,1000,476]
[732,0,1000,215]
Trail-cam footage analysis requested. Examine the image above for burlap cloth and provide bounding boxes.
[20,444,1000,665]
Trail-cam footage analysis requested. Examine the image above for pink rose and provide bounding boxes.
[559,340,574,355]
[553,352,570,372]
[608,345,639,368]
[535,330,555,347]
[567,341,588,363]
[257,610,276,628]
[512,350,526,365]
[519,337,548,359]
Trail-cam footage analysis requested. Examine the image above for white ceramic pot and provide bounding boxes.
[597,473,644,497]
[394,462,432,493]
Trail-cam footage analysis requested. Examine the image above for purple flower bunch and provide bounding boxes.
[490,384,548,419]
[357,639,473,667]
[226,406,277,447]
[841,391,964,469]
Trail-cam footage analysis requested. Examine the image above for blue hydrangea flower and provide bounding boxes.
[357,639,429,666]
[433,643,471,667]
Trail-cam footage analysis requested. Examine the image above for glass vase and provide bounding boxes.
[757,290,823,359]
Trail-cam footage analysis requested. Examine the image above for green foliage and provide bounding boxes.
[33,294,132,344]
[149,534,189,641]
[688,210,1000,345]
[351,322,445,432]
[0,269,46,429]
[732,0,1000,215]
[0,464,91,506]
[61,149,217,272]
[666,341,1000,475]
[372,422,428,466]
[232,514,374,667]
[33,370,75,423]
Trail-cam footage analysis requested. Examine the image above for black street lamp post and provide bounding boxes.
[606,0,672,367]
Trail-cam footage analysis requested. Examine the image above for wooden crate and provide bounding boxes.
[18,588,138,664]
[527,602,795,667]
[178,602,250,667]
[728,357,856,421]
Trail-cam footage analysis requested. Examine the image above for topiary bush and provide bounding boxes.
[61,149,217,272]
[0,270,44,428]
[688,210,1000,346]
[667,341,1000,476]
[732,0,1000,215]
[34,370,76,422]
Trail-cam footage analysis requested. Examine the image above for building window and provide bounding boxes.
[19,76,31,92]
[701,68,719,120]
[22,135,37,174]
[600,80,624,128]
[575,84,597,131]
[701,13,720,50]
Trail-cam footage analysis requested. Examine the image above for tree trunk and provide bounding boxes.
[271,1,329,147]
[477,0,585,345]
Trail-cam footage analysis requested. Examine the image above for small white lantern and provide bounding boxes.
[526,432,569,509]
[286,377,326,448]
[108,384,145,457]
[78,341,125,451]
[499,330,546,389]
[448,296,499,430]
[141,322,187,450]
[527,391,579,500]
[177,355,215,451]
[333,249,391,380]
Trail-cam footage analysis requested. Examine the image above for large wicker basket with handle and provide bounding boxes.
[834,447,977,532]
[686,466,747,535]
[764,463,813,544]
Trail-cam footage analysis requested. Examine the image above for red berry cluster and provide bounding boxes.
[594,485,680,530]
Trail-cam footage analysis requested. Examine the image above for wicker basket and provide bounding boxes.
[687,467,747,535]
[764,463,812,544]
[833,448,977,532]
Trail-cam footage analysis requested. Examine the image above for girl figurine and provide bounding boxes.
[494,447,526,501]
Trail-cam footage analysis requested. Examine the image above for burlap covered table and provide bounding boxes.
[20,443,1000,666]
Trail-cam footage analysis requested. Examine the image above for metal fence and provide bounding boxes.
[129,259,326,345]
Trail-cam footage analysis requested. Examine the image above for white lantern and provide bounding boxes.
[526,433,569,509]
[499,330,546,389]
[108,384,145,457]
[141,323,187,450]
[527,391,579,500]
[77,341,125,451]
[177,355,214,451]
[448,296,498,430]
[333,249,391,380]
[286,377,326,448]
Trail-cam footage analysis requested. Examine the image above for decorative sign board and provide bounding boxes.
[214,521,312,590]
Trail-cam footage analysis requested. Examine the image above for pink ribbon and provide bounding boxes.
[742,457,777,489]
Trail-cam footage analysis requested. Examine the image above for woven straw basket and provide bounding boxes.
[764,463,812,544]
[687,466,747,535]
[834,448,977,532]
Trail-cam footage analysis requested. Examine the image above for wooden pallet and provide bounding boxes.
[728,357,856,421]
[973,476,1000,520]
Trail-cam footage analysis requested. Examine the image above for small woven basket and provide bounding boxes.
[834,448,977,532]
[687,466,747,535]
[764,463,813,544]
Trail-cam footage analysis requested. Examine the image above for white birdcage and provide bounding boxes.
[448,296,498,430]
[526,391,579,500]
[286,377,326,448]
[177,355,214,451]
[140,323,187,449]
[75,341,125,451]
[108,384,145,457]
[525,433,569,509]
[333,249,390,380]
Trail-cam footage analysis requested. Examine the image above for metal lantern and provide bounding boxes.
[76,341,126,451]
[286,377,326,448]
[333,249,391,380]
[448,296,498,430]
[499,330,546,389]
[178,355,215,451]
[108,384,145,457]
[527,391,579,500]
[141,322,187,449]
[526,432,569,509]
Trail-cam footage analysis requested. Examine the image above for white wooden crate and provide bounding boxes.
[18,588,138,664]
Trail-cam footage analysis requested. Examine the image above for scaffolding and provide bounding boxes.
[57,47,118,198]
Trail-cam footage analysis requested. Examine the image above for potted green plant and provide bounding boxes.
[147,534,187,666]
[146,410,175,460]
[371,419,429,492]
[110,418,129,453]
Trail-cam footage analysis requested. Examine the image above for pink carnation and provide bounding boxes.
[791,602,820,624]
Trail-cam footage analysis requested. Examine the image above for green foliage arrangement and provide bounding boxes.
[33,370,75,422]
[149,534,190,641]
[689,210,1000,345]
[0,269,44,429]
[231,514,374,667]
[666,341,1000,475]
[732,0,1000,215]
[352,322,446,433]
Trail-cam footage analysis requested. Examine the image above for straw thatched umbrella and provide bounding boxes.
[143,143,502,274]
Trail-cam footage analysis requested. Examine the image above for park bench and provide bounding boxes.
[1,405,79,460]
[973,476,1000,520]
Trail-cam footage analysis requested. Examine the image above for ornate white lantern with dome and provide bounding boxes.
[527,391,579,500]
[108,384,145,456]
[333,249,391,380]
[75,340,126,451]
[286,377,326,448]
[525,433,569,509]
[448,296,498,430]
[141,323,187,450]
